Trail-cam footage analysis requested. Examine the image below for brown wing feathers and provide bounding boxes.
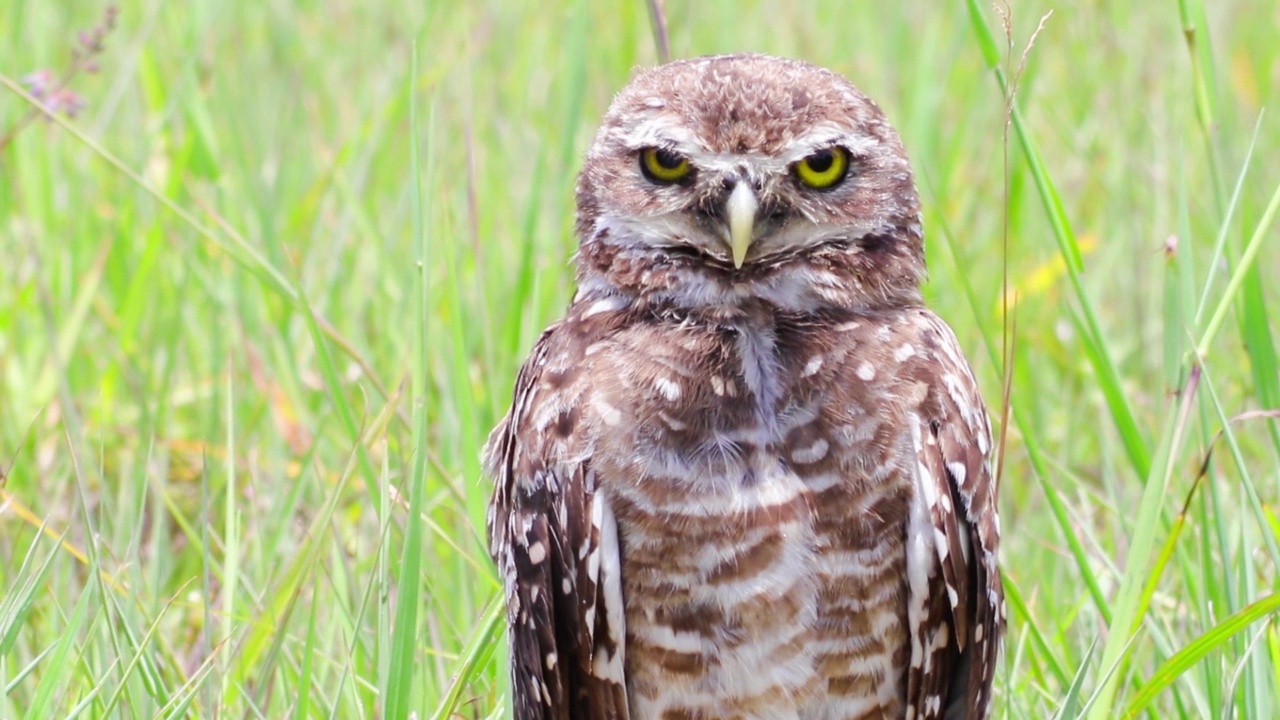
[487,328,629,720]
[906,315,1005,719]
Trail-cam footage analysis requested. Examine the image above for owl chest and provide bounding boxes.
[586,321,914,716]
[599,400,909,612]
[589,316,896,500]
[589,317,905,538]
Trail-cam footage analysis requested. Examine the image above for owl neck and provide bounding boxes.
[573,227,925,315]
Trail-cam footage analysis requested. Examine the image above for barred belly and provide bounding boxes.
[606,451,912,720]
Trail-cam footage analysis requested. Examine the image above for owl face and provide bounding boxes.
[574,54,924,310]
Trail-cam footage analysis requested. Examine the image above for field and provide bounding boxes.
[2,0,1279,717]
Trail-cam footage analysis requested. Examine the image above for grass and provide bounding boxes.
[1,0,1278,717]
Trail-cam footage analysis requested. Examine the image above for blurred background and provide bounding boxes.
[2,1,1278,717]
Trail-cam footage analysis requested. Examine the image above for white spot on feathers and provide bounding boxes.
[654,376,682,401]
[856,361,876,381]
[592,397,622,426]
[710,375,726,396]
[527,541,547,564]
[802,355,824,377]
[581,295,627,318]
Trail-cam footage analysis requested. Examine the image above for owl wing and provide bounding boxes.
[903,311,1005,720]
[485,324,630,720]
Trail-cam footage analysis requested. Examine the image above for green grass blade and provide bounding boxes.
[963,0,1151,480]
[97,583,193,718]
[1052,637,1098,720]
[1195,177,1280,357]
[386,44,430,720]
[1086,367,1201,719]
[0,527,61,655]
[22,580,97,719]
[295,588,321,720]
[429,598,504,720]
[1192,113,1263,325]
[1124,592,1280,719]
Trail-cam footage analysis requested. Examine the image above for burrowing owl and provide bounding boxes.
[485,53,1004,720]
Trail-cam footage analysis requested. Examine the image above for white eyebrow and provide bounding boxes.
[610,118,878,165]
[781,126,879,162]
[611,120,702,152]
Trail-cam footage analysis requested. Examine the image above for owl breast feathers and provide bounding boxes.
[485,53,1004,720]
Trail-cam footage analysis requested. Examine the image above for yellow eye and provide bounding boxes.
[640,147,692,183]
[793,147,850,189]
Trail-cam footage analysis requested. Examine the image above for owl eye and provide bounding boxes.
[793,147,850,189]
[640,147,692,184]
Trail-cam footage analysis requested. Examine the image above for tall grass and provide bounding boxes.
[1,1,1277,717]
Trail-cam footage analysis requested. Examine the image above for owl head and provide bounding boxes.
[573,54,926,312]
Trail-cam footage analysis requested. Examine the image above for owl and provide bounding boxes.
[485,54,1004,720]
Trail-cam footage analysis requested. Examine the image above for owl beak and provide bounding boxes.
[726,182,759,269]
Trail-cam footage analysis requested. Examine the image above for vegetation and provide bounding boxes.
[1,1,1277,717]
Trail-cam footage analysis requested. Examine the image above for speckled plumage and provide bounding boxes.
[486,54,1004,720]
